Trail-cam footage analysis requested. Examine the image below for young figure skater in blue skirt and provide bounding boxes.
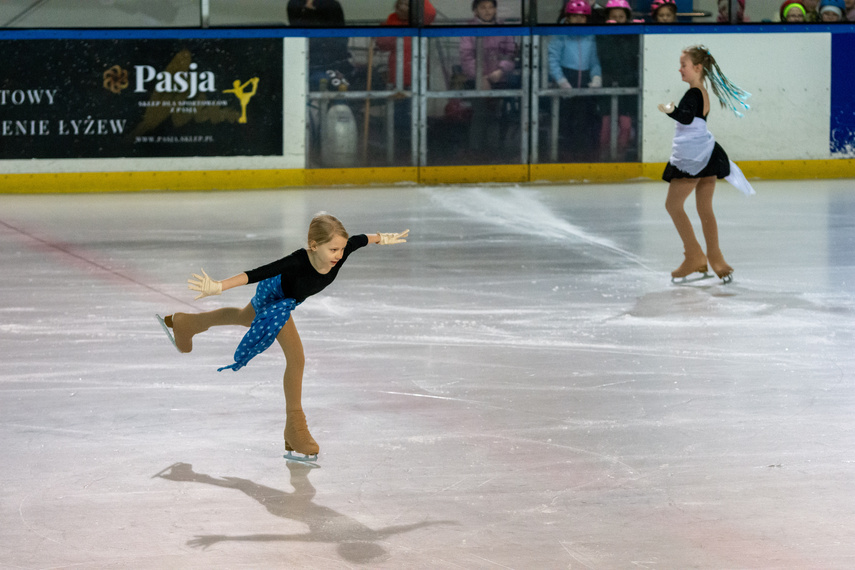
[158,214,408,461]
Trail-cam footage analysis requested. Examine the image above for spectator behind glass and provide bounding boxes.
[288,0,351,85]
[650,0,678,22]
[779,0,806,19]
[717,0,748,21]
[549,0,602,161]
[819,0,845,19]
[846,0,855,20]
[549,0,602,90]
[459,0,517,90]
[605,0,631,20]
[588,0,610,23]
[458,0,519,156]
[598,0,639,161]
[799,0,821,19]
[376,0,437,89]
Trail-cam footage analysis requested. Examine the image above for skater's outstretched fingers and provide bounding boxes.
[377,229,409,245]
[188,268,223,300]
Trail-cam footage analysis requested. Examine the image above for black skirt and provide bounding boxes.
[662,142,731,182]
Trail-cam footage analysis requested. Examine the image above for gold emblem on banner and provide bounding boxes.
[103,65,129,94]
[223,77,259,124]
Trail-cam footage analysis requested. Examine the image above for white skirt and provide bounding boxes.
[670,117,715,177]
[669,117,755,196]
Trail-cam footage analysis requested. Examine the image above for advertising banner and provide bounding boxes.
[0,39,283,159]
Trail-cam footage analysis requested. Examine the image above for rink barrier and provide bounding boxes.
[0,164,646,193]
[2,159,854,193]
[2,27,855,192]
[733,159,855,181]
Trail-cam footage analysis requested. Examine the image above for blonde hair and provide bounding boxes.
[307,213,348,247]
[683,45,751,117]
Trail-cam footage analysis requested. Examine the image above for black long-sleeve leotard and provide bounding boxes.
[667,87,707,124]
[245,234,368,303]
[662,88,730,181]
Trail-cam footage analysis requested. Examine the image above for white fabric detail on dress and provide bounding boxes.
[669,117,715,176]
[725,160,756,196]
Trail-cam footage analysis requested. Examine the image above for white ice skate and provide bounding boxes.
[671,271,715,285]
[155,314,179,352]
[284,447,320,467]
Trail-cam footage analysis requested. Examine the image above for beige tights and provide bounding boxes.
[665,176,732,278]
[169,306,317,454]
[276,318,318,455]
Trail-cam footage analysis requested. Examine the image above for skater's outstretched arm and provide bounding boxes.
[188,268,248,300]
[369,229,409,245]
[188,230,408,299]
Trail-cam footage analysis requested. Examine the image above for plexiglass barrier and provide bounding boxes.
[304,26,640,168]
[532,27,641,164]
[0,0,203,28]
[1,1,836,172]
[1,0,757,31]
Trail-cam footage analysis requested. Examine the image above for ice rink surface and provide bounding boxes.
[1,179,853,569]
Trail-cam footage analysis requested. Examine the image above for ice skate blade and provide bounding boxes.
[284,451,320,467]
[671,272,715,285]
[155,314,179,352]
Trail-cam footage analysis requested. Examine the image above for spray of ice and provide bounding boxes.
[428,186,652,269]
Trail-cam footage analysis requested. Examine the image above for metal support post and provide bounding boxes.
[475,37,484,91]
[530,35,540,164]
[637,34,644,163]
[550,94,560,164]
[609,94,618,160]
[418,36,428,167]
[519,35,530,166]
[200,0,209,28]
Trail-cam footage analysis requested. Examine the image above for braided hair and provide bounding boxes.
[684,45,751,118]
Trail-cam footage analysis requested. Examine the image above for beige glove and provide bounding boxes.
[658,102,675,114]
[557,78,572,90]
[377,229,409,245]
[188,268,222,300]
[588,75,602,88]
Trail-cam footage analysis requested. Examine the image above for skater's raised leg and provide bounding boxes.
[666,178,708,278]
[167,304,256,353]
[695,177,733,281]
[277,316,318,456]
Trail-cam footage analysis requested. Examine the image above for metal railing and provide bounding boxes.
[419,30,530,166]
[530,33,642,164]
[307,36,420,166]
[302,28,643,168]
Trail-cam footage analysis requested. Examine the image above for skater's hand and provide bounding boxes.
[658,102,675,114]
[588,75,602,88]
[377,229,409,245]
[188,268,222,300]
[557,78,572,90]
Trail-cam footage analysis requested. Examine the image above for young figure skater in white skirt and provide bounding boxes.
[658,45,753,283]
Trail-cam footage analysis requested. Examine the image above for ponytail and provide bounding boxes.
[685,45,751,118]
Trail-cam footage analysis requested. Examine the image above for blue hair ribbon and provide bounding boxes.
[710,71,751,118]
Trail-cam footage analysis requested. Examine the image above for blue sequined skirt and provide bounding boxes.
[218,274,300,372]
